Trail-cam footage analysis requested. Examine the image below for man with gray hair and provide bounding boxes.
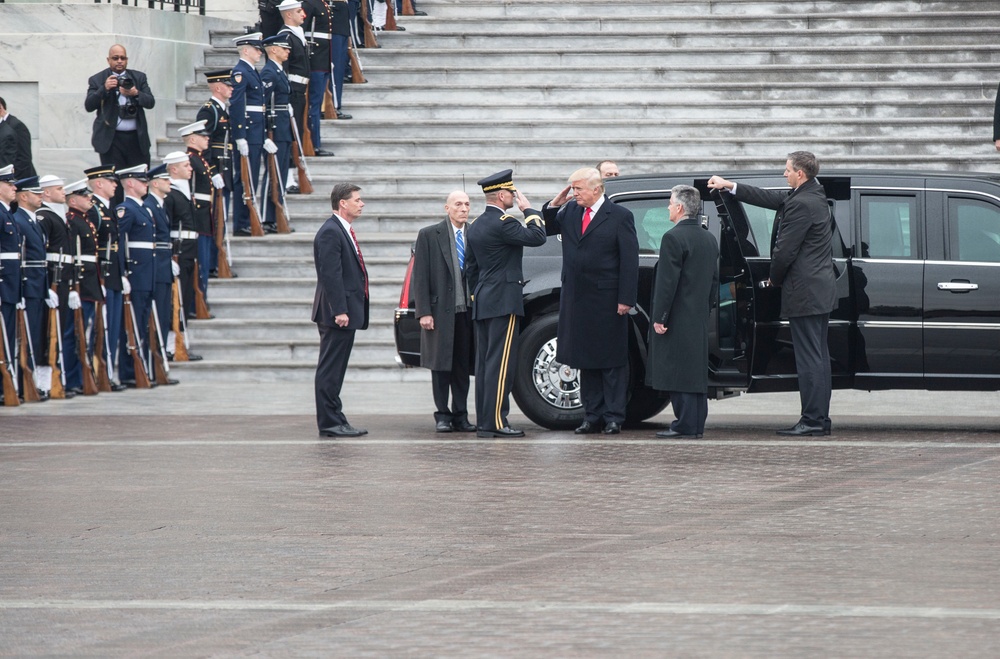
[543,166,639,434]
[647,185,719,438]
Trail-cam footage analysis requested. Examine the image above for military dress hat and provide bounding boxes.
[263,34,292,49]
[178,120,211,137]
[64,179,91,196]
[15,176,43,194]
[477,169,516,193]
[0,165,17,182]
[117,164,149,181]
[205,69,234,85]
[147,164,170,179]
[84,164,117,181]
[163,151,190,165]
[233,32,264,49]
[39,175,65,188]
[276,0,302,11]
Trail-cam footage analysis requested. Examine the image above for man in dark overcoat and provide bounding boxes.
[412,191,476,433]
[543,167,638,435]
[647,185,719,439]
[708,151,836,436]
[465,169,546,438]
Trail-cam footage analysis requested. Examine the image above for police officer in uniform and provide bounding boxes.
[115,164,155,386]
[196,69,234,275]
[261,34,293,232]
[230,33,266,237]
[64,178,104,391]
[465,169,546,437]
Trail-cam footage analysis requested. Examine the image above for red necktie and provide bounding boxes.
[349,225,368,297]
[581,206,592,234]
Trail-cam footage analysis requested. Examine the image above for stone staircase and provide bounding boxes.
[160,0,1000,382]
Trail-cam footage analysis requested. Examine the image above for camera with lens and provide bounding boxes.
[119,102,138,119]
[118,74,135,91]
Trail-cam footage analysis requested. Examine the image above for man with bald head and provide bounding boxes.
[85,45,155,194]
[410,191,477,432]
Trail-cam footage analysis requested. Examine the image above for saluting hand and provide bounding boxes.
[419,315,434,331]
[549,185,572,207]
[653,322,667,335]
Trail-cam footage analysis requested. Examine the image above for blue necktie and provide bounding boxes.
[456,228,465,270]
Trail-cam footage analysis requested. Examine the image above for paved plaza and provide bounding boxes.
[2,382,999,656]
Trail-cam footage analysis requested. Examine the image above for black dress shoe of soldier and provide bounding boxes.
[313,149,335,157]
[186,353,204,362]
[477,427,525,438]
[286,185,300,194]
[413,10,427,15]
[655,428,702,439]
[452,419,477,432]
[336,110,353,120]
[67,387,84,395]
[776,422,826,437]
[574,420,601,435]
[435,420,453,433]
[234,227,252,236]
[165,378,180,385]
[110,383,128,392]
[602,421,621,435]
[63,389,77,399]
[321,424,367,438]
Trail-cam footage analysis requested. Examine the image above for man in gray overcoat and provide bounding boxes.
[647,185,719,439]
[412,191,477,433]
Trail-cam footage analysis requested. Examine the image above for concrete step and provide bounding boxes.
[206,279,402,302]
[189,317,396,342]
[168,359,428,383]
[189,338,398,364]
[207,295,400,319]
[224,256,406,280]
[228,233,414,257]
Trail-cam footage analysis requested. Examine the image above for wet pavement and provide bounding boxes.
[2,383,999,656]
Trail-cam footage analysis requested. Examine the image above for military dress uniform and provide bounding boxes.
[185,136,216,307]
[278,18,312,151]
[65,179,103,391]
[37,194,76,393]
[261,40,293,230]
[196,69,234,271]
[164,172,199,322]
[115,165,155,385]
[465,170,547,436]
[0,166,22,386]
[86,165,125,377]
[144,165,176,355]
[230,35,267,236]
[330,0,352,112]
[302,0,333,152]
[12,177,50,397]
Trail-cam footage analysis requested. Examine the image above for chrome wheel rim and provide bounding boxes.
[531,338,582,410]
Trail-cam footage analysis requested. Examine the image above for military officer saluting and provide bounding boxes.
[465,169,547,437]
[230,32,266,237]
[115,164,155,386]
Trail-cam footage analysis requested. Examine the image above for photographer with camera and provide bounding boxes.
[85,44,155,204]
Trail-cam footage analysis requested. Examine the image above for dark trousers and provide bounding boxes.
[231,144,263,233]
[261,143,290,228]
[308,71,331,149]
[152,281,172,350]
[474,314,519,432]
[315,323,356,430]
[119,291,151,383]
[1,302,16,375]
[789,313,832,429]
[197,236,213,302]
[177,241,197,318]
[100,130,149,205]
[19,298,45,393]
[432,311,472,423]
[290,89,307,148]
[61,306,82,390]
[668,391,708,435]
[579,364,628,425]
[330,35,349,108]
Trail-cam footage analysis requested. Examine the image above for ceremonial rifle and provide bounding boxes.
[265,95,293,234]
[348,42,367,84]
[171,278,190,361]
[385,0,398,31]
[213,186,234,278]
[148,301,171,385]
[72,239,99,395]
[360,0,380,48]
[17,238,40,402]
[92,300,113,392]
[239,153,266,237]
[123,292,151,388]
[192,257,212,320]
[47,249,66,399]
[0,311,19,406]
[401,0,416,16]
[289,113,314,195]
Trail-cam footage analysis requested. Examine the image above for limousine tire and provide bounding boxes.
[513,314,586,430]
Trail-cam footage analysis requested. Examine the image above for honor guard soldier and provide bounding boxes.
[12,176,54,400]
[163,151,200,321]
[277,0,311,158]
[180,120,217,309]
[0,165,22,402]
[302,0,335,154]
[230,33,266,237]
[64,178,103,393]
[464,169,547,437]
[261,34,293,232]
[330,0,353,120]
[145,164,180,365]
[196,69,234,274]
[115,165,155,386]
[86,164,127,390]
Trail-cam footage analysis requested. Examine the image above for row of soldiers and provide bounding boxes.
[0,145,221,405]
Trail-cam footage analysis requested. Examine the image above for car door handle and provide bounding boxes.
[937,282,978,292]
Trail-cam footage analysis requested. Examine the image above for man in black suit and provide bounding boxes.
[543,167,639,435]
[312,182,369,437]
[708,151,836,436]
[647,185,719,439]
[465,169,547,438]
[412,191,477,433]
[0,98,36,178]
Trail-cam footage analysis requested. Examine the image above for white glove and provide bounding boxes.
[263,138,278,154]
[46,289,59,309]
[236,138,249,157]
[16,298,25,310]
[171,260,180,277]
[122,276,131,295]
[68,291,82,310]
[212,173,225,189]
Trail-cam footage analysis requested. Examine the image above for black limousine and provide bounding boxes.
[395,170,1000,429]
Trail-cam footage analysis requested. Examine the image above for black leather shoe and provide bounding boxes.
[320,424,368,437]
[824,420,832,436]
[209,269,219,279]
[234,227,252,236]
[165,378,180,385]
[110,383,127,392]
[655,429,703,439]
[394,25,406,31]
[336,110,353,120]
[776,422,826,437]
[286,185,300,194]
[186,353,204,361]
[264,224,278,234]
[574,420,601,435]
[67,387,84,395]
[63,389,77,399]
[602,421,622,435]
[435,420,453,433]
[413,10,427,15]
[452,419,477,432]
[38,390,50,402]
[313,149,335,157]
[477,427,525,438]
[121,380,137,388]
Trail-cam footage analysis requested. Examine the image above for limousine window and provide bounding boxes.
[739,204,776,258]
[949,197,1000,263]
[628,197,673,254]
[860,195,918,259]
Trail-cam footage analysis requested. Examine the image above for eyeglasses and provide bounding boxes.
[109,55,128,61]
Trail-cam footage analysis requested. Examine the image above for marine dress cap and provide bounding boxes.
[179,120,211,137]
[64,179,91,196]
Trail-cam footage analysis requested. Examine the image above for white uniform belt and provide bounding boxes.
[76,255,98,263]
[24,260,47,267]
[156,242,172,250]
[245,105,265,113]
[0,252,20,260]
[47,254,75,264]
[272,104,291,113]
[170,230,199,240]
[194,193,213,202]
[129,241,155,249]
[288,74,309,85]
[307,31,331,40]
